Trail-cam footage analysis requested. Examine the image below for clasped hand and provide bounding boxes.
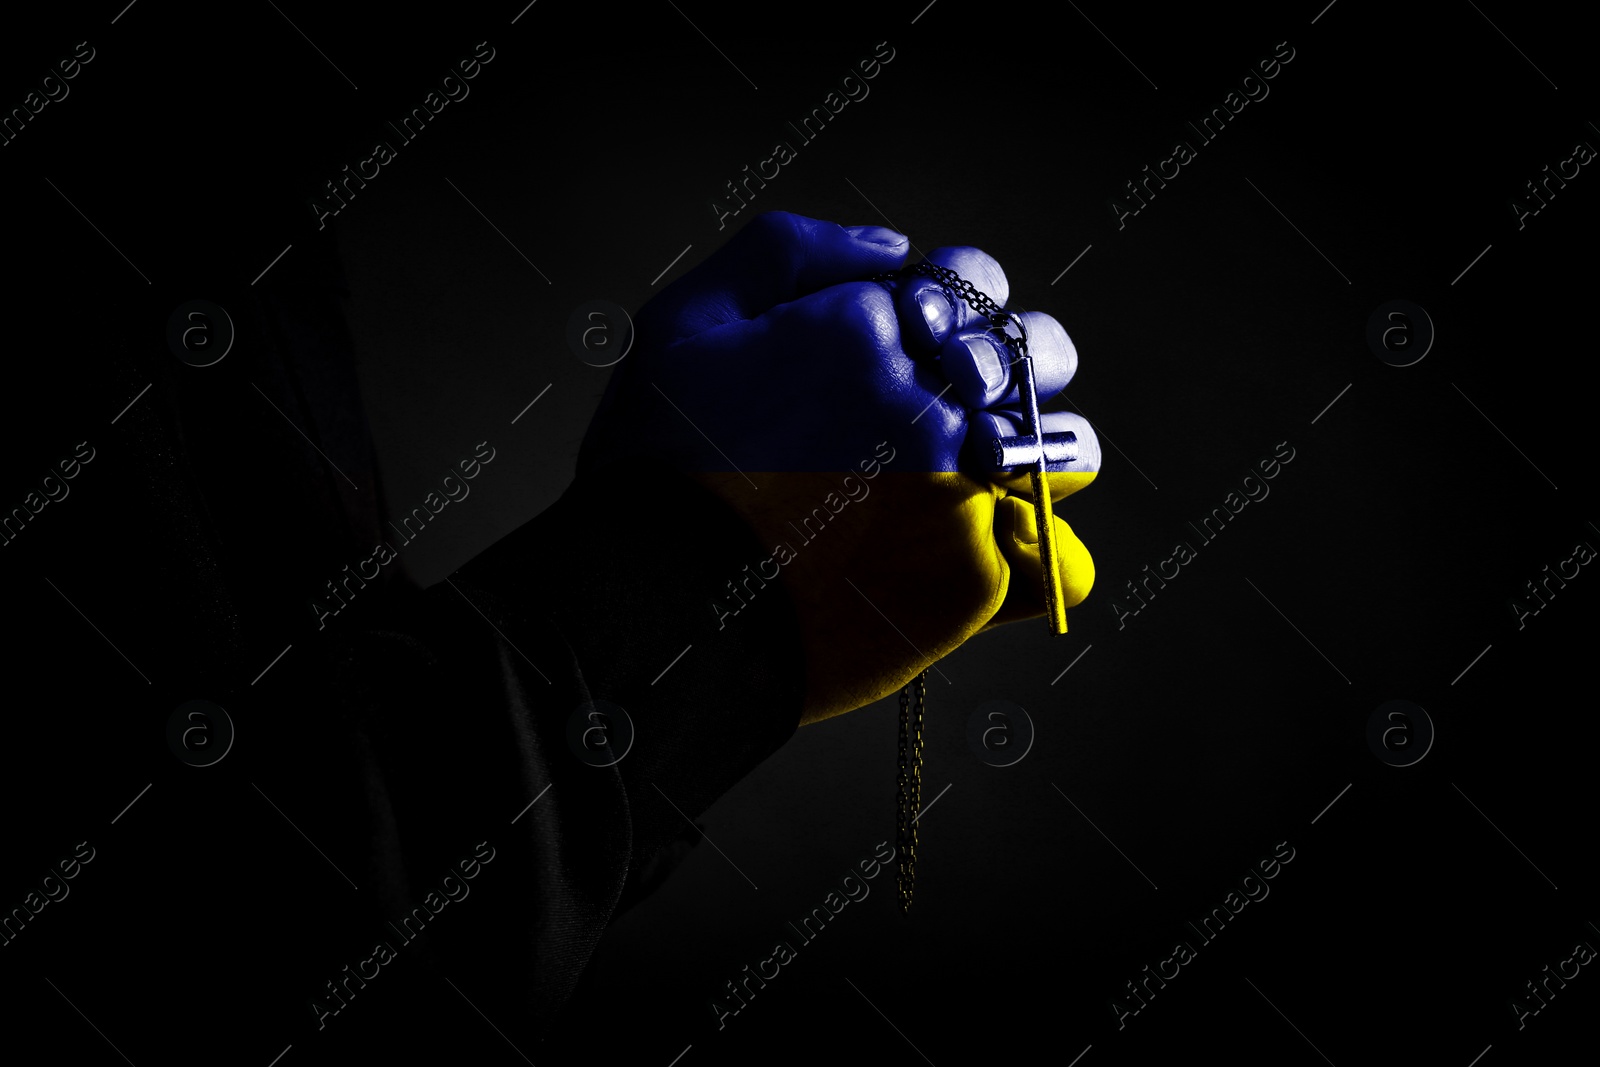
[579,212,1100,723]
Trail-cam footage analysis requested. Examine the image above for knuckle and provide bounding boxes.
[960,248,1011,302]
[1025,313,1078,378]
[1024,311,1069,347]
[843,282,898,344]
[739,211,807,264]
[745,210,802,239]
[927,246,1010,322]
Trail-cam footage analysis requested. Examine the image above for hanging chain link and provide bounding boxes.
[883,260,1024,911]
[896,668,929,911]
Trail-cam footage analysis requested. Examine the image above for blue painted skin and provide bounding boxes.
[578,211,1100,479]
[576,211,1101,721]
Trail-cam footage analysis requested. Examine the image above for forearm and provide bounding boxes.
[450,467,807,869]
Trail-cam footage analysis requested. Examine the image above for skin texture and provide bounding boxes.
[579,212,1100,724]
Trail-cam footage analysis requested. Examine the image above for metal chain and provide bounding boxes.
[882,261,1021,911]
[879,261,1029,361]
[896,668,928,911]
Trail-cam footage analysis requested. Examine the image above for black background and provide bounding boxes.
[1,1,1594,1064]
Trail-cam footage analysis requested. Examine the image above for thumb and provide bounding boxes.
[987,494,1095,629]
[639,211,910,338]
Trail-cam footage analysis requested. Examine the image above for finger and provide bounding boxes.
[966,410,1100,500]
[940,311,1078,410]
[988,495,1094,628]
[640,212,910,338]
[892,246,1010,357]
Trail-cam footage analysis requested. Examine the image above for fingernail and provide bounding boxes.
[918,289,955,338]
[844,224,908,248]
[962,335,1006,401]
[1012,499,1039,546]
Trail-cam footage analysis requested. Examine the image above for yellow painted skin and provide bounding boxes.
[693,469,1096,725]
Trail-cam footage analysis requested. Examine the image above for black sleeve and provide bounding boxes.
[279,467,806,1052]
[4,232,805,1063]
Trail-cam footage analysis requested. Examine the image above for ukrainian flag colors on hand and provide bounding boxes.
[578,212,1100,723]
